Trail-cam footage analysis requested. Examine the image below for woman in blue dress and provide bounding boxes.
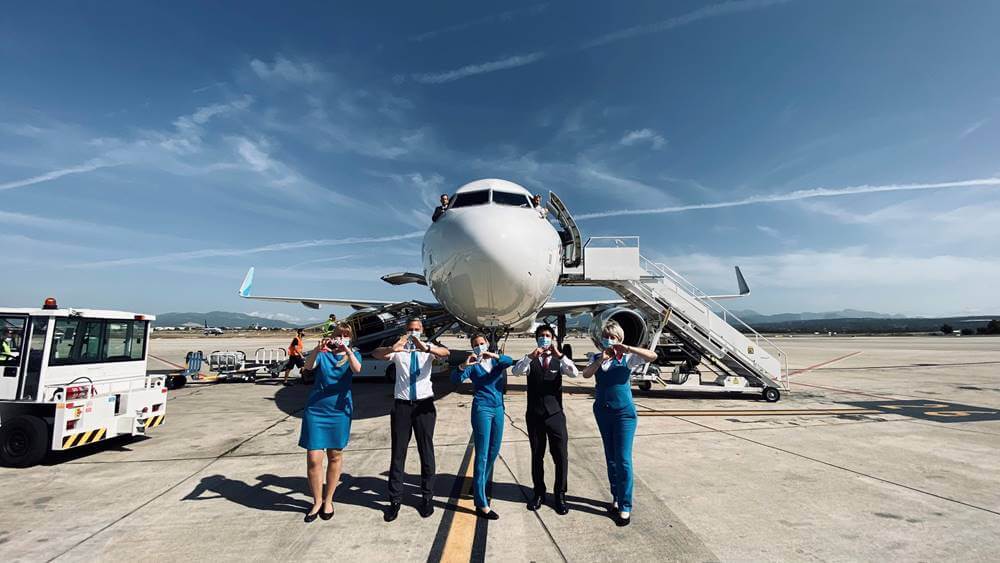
[581,320,658,527]
[298,323,362,522]
[452,334,513,520]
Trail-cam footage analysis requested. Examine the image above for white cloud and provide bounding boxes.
[620,128,666,149]
[655,249,1000,316]
[250,56,326,84]
[409,3,549,42]
[582,0,794,49]
[756,225,779,238]
[959,117,990,139]
[74,232,424,267]
[0,158,117,192]
[577,176,1000,220]
[412,52,546,84]
[233,136,274,172]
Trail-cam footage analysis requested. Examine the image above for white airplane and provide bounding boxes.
[238,178,748,355]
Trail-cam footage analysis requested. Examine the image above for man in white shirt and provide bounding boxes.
[373,318,450,522]
[511,324,578,515]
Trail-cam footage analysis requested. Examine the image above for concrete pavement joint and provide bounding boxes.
[47,408,304,561]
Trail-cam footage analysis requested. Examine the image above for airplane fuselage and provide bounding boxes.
[422,179,561,331]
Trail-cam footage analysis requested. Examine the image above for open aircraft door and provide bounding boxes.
[547,191,583,268]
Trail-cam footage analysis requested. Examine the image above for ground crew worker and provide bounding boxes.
[373,318,450,522]
[322,314,337,336]
[283,329,306,385]
[512,324,577,515]
[0,330,15,363]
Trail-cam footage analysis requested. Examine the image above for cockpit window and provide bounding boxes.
[492,191,532,208]
[450,190,490,208]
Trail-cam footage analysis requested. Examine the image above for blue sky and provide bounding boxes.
[3,0,1000,322]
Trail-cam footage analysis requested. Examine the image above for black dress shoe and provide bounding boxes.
[553,493,568,515]
[477,508,500,520]
[320,505,334,520]
[418,499,434,518]
[527,493,544,511]
[606,501,618,515]
[304,509,320,523]
[384,501,401,522]
[616,513,631,527]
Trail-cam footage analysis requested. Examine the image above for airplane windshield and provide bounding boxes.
[450,190,490,208]
[492,191,532,208]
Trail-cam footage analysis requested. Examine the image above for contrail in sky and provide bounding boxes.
[575,177,1000,220]
[76,232,423,267]
[0,159,117,191]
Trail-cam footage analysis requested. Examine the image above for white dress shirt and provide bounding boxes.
[512,353,578,377]
[389,348,436,400]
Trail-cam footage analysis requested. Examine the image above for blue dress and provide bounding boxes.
[299,350,360,450]
[593,353,642,512]
[453,355,513,508]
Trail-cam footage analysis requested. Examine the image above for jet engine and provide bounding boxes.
[588,307,648,348]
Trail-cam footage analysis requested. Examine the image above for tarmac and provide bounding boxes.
[2,334,1000,562]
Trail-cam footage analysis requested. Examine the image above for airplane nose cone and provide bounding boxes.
[423,206,561,328]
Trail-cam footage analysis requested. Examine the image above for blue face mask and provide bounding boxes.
[600,337,620,350]
[473,343,489,357]
[537,336,552,348]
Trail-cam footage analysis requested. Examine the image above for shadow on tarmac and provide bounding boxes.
[182,470,607,519]
[267,376,458,420]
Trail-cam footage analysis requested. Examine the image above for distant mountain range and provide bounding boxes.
[155,311,307,329]
[729,309,906,323]
[155,309,998,335]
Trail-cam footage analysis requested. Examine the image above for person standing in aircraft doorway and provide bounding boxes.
[511,324,578,515]
[581,319,657,527]
[373,318,450,522]
[453,334,513,520]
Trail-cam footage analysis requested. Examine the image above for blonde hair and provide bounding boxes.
[602,320,624,342]
[332,322,354,339]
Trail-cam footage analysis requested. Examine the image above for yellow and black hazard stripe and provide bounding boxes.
[143,414,165,429]
[62,428,108,449]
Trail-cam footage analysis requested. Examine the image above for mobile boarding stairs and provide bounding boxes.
[549,193,788,402]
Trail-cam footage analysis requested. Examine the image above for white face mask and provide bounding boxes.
[333,337,350,349]
[473,343,489,357]
[408,329,422,339]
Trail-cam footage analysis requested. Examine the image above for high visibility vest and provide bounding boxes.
[0,340,12,361]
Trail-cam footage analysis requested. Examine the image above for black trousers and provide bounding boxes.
[388,398,437,502]
[526,410,568,495]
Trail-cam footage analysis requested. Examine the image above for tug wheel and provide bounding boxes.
[638,381,652,392]
[561,344,573,361]
[0,415,49,468]
[763,387,781,403]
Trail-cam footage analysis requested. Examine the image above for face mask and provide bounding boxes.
[600,337,620,350]
[408,330,422,339]
[473,343,489,357]
[537,336,552,348]
[333,337,350,348]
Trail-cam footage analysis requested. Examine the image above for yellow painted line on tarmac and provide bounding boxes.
[439,445,479,563]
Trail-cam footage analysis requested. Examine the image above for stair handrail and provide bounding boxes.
[638,255,788,385]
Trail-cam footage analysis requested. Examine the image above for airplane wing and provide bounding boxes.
[237,267,397,310]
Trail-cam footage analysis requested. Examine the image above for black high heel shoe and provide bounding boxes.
[320,504,335,520]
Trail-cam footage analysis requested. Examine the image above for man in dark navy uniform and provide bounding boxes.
[512,324,578,514]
